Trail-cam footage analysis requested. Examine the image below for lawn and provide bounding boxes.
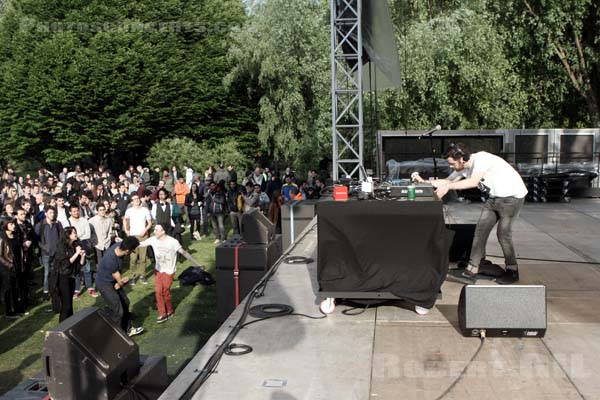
[0,229,224,396]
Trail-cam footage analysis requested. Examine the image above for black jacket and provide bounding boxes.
[54,243,80,277]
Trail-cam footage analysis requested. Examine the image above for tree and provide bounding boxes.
[489,0,599,127]
[0,0,259,168]
[377,7,527,130]
[225,0,331,171]
[145,137,251,173]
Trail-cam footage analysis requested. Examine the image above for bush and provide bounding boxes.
[146,137,251,172]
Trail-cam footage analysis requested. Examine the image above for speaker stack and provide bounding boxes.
[216,208,282,322]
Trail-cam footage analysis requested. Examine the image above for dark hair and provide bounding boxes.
[444,143,471,161]
[69,203,80,210]
[1,217,16,231]
[157,223,170,233]
[96,203,106,211]
[158,188,169,198]
[60,226,77,246]
[45,205,57,214]
[119,236,140,251]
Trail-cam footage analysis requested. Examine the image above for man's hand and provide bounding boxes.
[436,184,450,198]
[121,276,129,284]
[114,282,121,290]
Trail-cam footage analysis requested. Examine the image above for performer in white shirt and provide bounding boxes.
[138,224,204,323]
[416,143,527,284]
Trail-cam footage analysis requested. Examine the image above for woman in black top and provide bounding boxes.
[53,226,86,322]
[0,217,23,318]
[185,183,204,240]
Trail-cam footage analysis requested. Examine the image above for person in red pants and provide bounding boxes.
[138,224,204,323]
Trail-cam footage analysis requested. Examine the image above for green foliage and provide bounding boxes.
[379,7,526,130]
[0,0,259,168]
[145,136,252,172]
[488,0,600,127]
[225,0,331,171]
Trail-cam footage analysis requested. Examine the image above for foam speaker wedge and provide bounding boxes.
[458,285,547,338]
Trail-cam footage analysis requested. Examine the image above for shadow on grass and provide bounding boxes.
[0,353,40,395]
[0,307,56,357]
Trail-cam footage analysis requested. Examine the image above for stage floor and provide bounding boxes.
[160,199,600,400]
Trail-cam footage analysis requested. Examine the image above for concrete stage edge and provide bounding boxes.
[160,200,600,400]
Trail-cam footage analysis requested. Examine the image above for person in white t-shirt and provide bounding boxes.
[417,143,527,285]
[138,223,204,323]
[123,194,152,285]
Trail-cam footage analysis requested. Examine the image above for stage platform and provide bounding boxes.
[161,199,600,400]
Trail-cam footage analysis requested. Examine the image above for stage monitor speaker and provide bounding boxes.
[458,285,546,338]
[44,307,140,400]
[241,207,275,244]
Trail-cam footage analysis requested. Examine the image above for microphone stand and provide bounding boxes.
[426,132,438,179]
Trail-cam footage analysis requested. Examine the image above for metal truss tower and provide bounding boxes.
[331,0,364,181]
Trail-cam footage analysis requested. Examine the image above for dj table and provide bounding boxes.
[317,200,453,312]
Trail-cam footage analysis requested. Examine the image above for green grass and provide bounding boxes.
[0,229,225,396]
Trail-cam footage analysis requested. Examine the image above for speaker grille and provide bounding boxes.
[463,285,546,329]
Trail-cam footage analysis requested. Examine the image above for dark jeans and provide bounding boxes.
[468,197,525,273]
[41,255,55,293]
[16,271,28,313]
[95,248,106,266]
[229,212,242,235]
[1,268,17,316]
[58,275,75,322]
[210,213,226,241]
[189,213,202,236]
[97,285,131,332]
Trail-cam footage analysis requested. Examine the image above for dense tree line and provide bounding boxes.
[0,0,597,172]
[0,0,257,169]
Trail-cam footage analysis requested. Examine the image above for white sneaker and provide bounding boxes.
[213,239,221,244]
[127,326,144,337]
[415,306,430,315]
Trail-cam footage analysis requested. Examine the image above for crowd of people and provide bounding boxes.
[0,162,328,334]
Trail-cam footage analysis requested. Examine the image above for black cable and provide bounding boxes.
[180,222,318,399]
[540,338,587,400]
[241,312,327,329]
[434,336,485,400]
[486,254,600,265]
[223,343,253,356]
[249,304,294,318]
[342,305,370,316]
[284,256,314,264]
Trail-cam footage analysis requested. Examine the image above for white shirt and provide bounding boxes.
[56,208,70,228]
[460,152,528,198]
[89,215,114,250]
[124,206,152,236]
[69,217,92,241]
[185,167,194,187]
[139,236,181,275]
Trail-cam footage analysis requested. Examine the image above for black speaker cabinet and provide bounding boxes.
[446,224,476,262]
[44,307,140,400]
[216,235,282,322]
[458,285,547,338]
[113,355,168,400]
[241,208,275,244]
